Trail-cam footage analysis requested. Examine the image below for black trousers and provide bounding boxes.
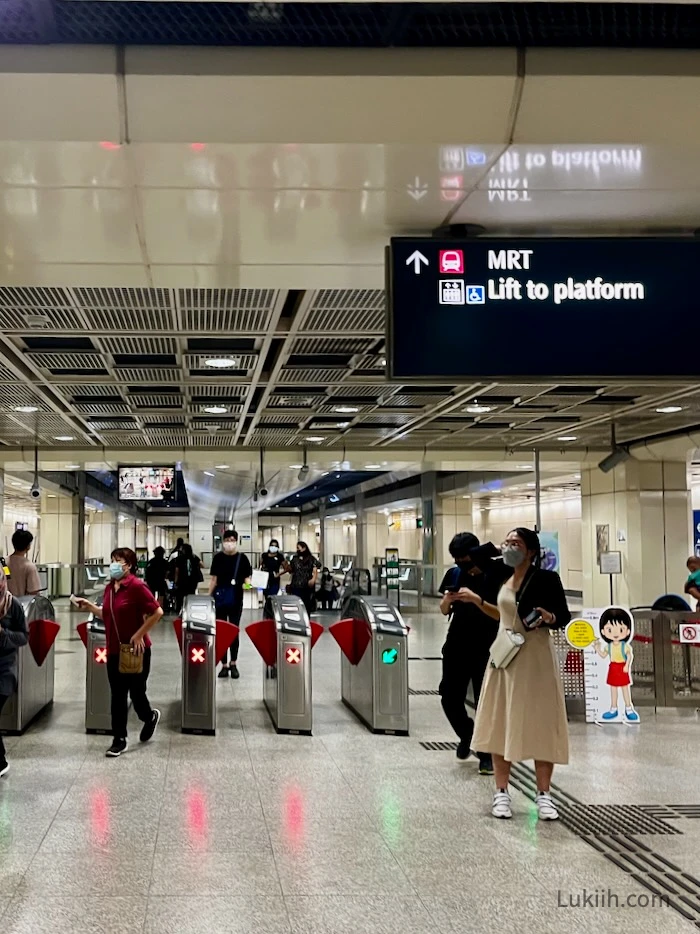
[107,648,153,740]
[0,694,8,758]
[290,585,313,614]
[319,593,334,609]
[439,641,491,748]
[217,603,243,663]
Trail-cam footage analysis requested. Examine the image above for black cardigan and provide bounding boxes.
[467,551,571,631]
[0,598,29,695]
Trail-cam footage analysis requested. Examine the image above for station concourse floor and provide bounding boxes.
[0,599,699,934]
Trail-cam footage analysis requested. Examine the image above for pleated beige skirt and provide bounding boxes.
[472,585,569,765]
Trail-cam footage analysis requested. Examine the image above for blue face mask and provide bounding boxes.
[109,562,126,581]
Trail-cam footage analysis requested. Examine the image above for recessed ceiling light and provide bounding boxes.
[54,435,74,441]
[557,436,578,442]
[336,422,350,429]
[215,464,229,469]
[464,403,494,414]
[203,471,215,477]
[656,405,683,414]
[365,464,382,470]
[305,436,324,443]
[204,405,227,414]
[289,464,303,470]
[334,406,359,415]
[47,494,56,498]
[205,357,238,369]
[379,358,386,367]
[66,464,80,470]
[15,405,38,413]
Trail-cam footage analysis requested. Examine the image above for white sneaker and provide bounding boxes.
[492,789,512,819]
[535,792,559,821]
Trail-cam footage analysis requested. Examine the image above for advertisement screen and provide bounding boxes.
[118,467,175,501]
[388,237,700,380]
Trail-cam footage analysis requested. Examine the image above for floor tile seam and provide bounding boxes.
[149,733,174,906]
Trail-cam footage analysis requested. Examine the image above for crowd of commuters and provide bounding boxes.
[0,522,576,823]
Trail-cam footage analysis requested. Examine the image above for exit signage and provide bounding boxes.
[388,237,700,380]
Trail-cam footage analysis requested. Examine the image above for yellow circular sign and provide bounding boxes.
[565,618,597,649]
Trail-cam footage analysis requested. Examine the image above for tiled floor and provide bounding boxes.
[0,599,699,933]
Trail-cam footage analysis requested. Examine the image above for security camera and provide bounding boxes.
[259,487,268,497]
[30,480,41,499]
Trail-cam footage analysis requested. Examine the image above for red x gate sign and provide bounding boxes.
[94,647,107,665]
[285,646,302,665]
[191,647,206,664]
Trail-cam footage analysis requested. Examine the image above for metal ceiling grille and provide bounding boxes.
[7,2,700,48]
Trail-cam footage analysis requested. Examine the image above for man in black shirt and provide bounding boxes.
[209,530,252,679]
[438,532,499,774]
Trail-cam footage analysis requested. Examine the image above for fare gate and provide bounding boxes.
[0,595,60,735]
[630,608,700,709]
[330,595,409,735]
[82,615,111,734]
[246,595,323,735]
[172,595,239,735]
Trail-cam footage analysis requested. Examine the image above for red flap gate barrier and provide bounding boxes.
[28,619,60,666]
[328,618,371,666]
[76,620,89,648]
[246,619,324,665]
[172,618,239,665]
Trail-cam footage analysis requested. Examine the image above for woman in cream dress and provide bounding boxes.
[460,527,570,821]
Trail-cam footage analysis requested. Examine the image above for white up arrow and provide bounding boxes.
[407,177,428,201]
[405,251,429,275]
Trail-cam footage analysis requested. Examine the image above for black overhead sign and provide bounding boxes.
[387,237,700,380]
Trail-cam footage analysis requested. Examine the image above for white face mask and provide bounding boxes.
[502,545,526,568]
[268,546,279,554]
[223,541,237,555]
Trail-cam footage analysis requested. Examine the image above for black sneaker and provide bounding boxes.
[106,738,128,758]
[230,665,240,680]
[0,757,9,777]
[218,666,230,678]
[478,754,494,775]
[140,708,161,743]
[456,742,472,761]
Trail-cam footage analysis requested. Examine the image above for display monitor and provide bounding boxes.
[118,467,175,501]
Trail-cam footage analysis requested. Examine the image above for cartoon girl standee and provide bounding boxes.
[595,607,639,722]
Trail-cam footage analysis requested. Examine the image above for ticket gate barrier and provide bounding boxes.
[246,595,323,735]
[173,595,239,735]
[0,595,60,735]
[330,595,409,735]
[77,613,112,734]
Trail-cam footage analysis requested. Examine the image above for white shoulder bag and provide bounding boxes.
[488,573,534,670]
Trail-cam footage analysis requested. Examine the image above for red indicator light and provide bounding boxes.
[190,142,206,152]
[285,647,301,665]
[191,647,206,664]
[99,141,121,151]
[94,647,107,664]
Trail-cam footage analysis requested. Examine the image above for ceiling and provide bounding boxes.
[1,45,700,496]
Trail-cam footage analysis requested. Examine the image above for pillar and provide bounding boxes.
[354,492,368,570]
[420,472,444,595]
[0,468,4,556]
[40,490,85,565]
[189,510,214,569]
[318,504,326,567]
[581,460,691,607]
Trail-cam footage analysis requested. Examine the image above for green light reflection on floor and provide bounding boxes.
[380,787,402,846]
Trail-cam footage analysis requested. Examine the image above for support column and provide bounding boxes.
[318,505,326,567]
[0,468,4,556]
[581,460,691,607]
[354,492,367,569]
[420,472,442,595]
[189,510,214,569]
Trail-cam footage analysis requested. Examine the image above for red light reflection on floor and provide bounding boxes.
[90,788,110,847]
[186,787,209,849]
[190,143,206,152]
[283,785,305,850]
[99,142,121,151]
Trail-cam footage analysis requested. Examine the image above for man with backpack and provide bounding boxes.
[438,532,499,775]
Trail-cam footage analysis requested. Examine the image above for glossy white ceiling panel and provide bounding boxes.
[0,47,121,143]
[0,189,143,264]
[0,265,151,287]
[148,264,384,290]
[453,187,700,230]
[477,144,700,193]
[0,142,128,189]
[124,48,517,144]
[517,49,700,145]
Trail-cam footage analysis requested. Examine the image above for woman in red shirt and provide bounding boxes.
[77,547,163,757]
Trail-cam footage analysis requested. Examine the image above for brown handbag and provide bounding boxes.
[110,591,144,675]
